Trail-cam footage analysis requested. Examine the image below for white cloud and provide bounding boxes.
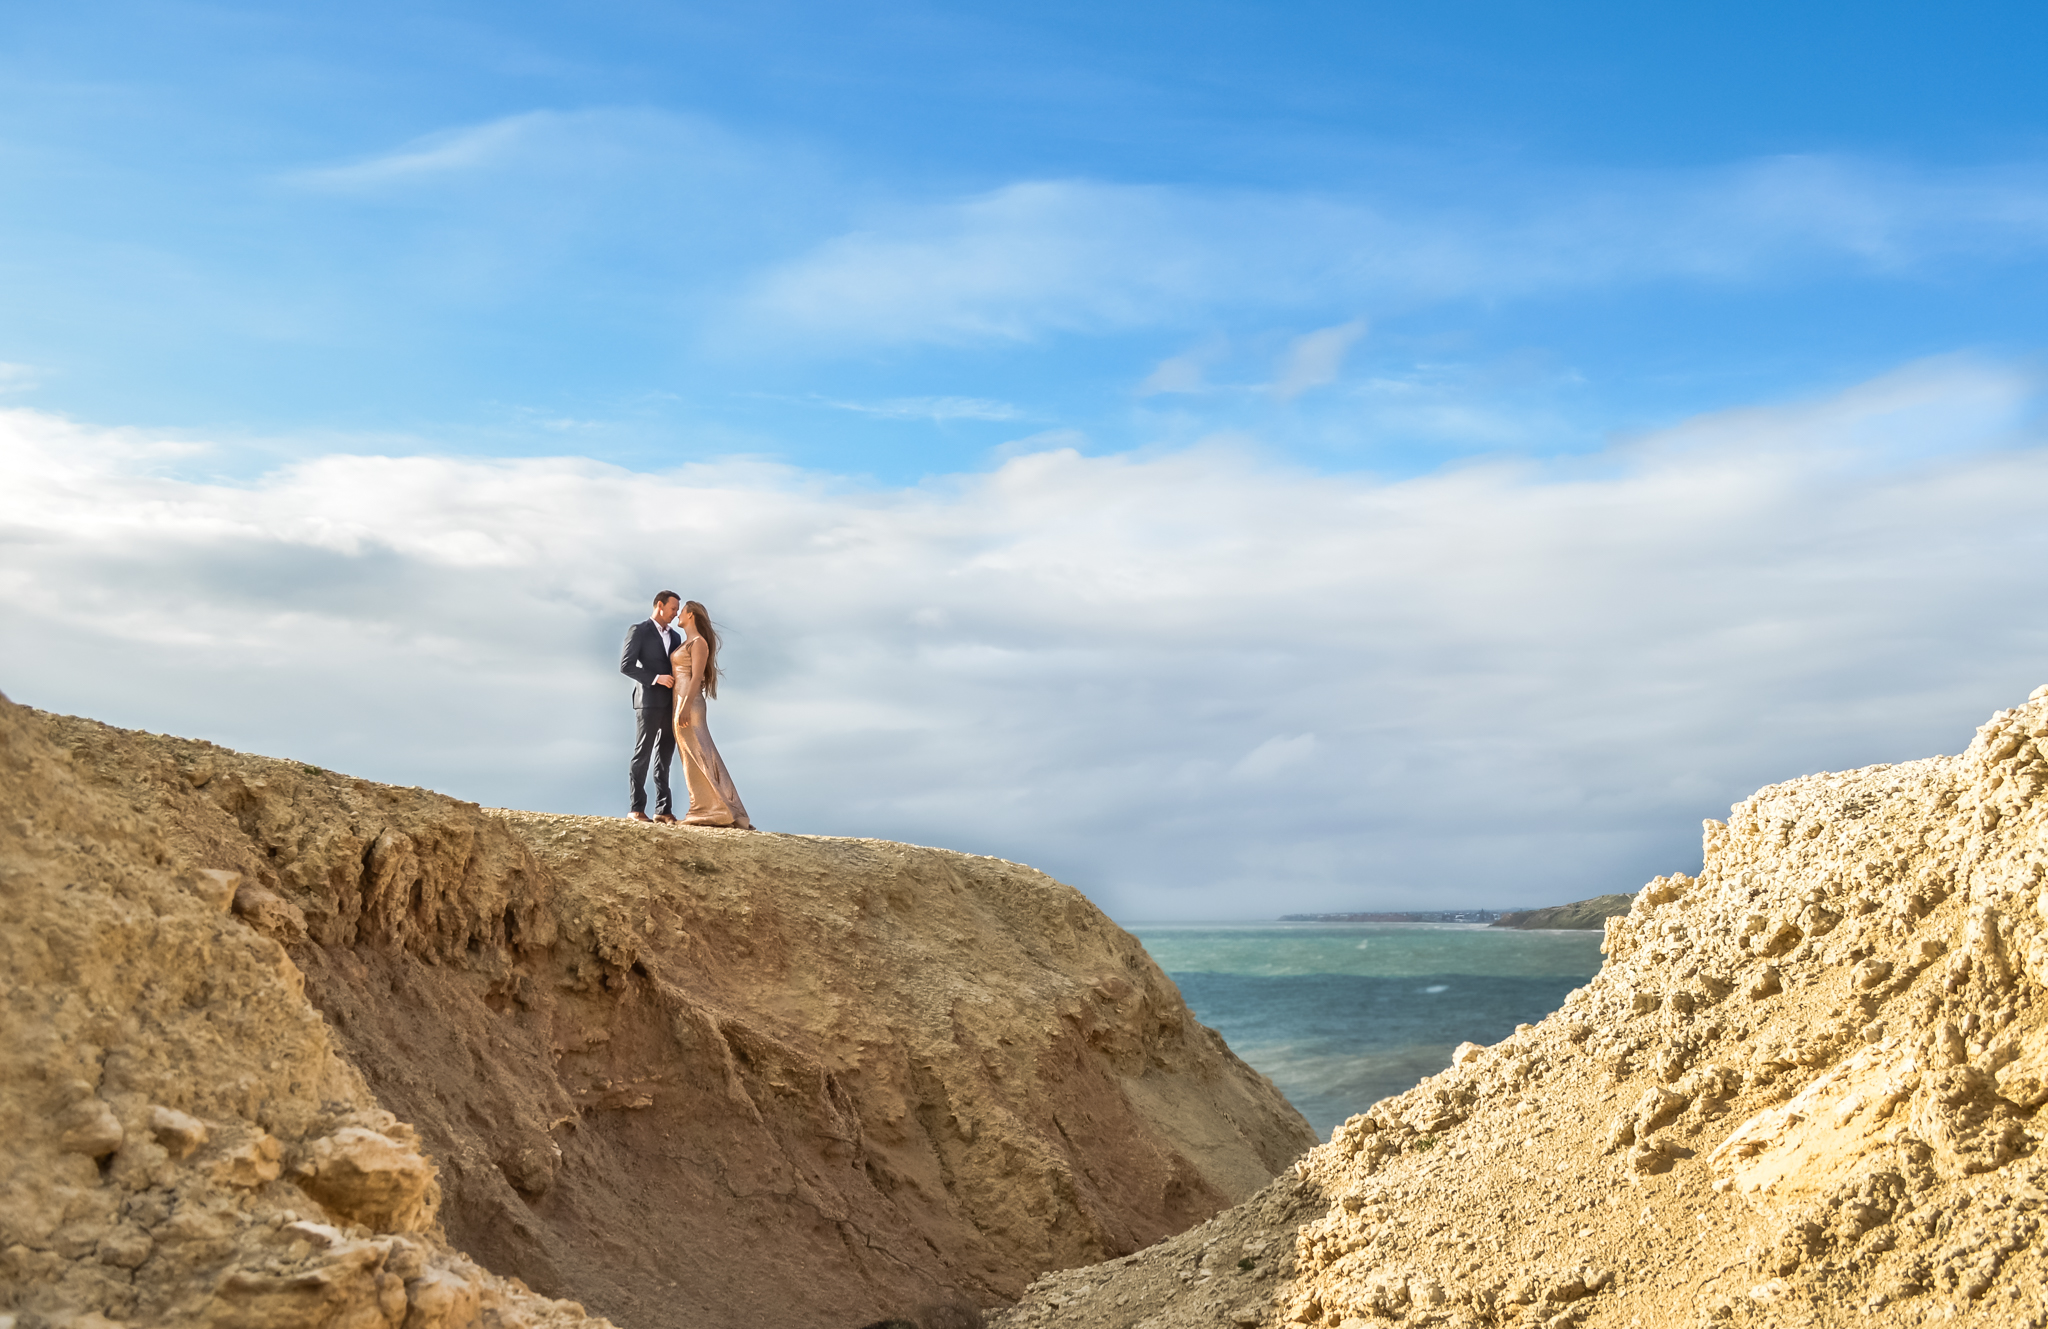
[1138,355,1207,396]
[743,180,1224,344]
[1235,734,1318,780]
[0,363,43,393]
[1138,339,1229,396]
[739,159,2048,348]
[1273,321,1367,401]
[278,107,794,219]
[3,356,2046,919]
[818,395,1024,422]
[288,113,559,190]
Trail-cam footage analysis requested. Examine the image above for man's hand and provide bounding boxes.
[654,674,674,688]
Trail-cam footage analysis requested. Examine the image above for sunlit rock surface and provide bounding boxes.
[994,686,2048,1329]
[0,693,1313,1328]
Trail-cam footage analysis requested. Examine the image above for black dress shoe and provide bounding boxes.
[629,810,653,822]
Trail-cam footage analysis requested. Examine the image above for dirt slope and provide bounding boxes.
[0,694,1314,1329]
[993,685,2048,1329]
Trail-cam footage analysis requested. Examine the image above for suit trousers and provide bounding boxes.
[629,700,677,814]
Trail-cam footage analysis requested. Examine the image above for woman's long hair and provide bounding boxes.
[684,600,721,698]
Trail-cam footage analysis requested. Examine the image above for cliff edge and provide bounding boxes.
[993,685,2048,1328]
[0,694,1315,1329]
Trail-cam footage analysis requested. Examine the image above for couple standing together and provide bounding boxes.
[619,591,753,828]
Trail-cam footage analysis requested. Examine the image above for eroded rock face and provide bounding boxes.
[993,685,2048,1329]
[0,693,1315,1329]
[0,695,598,1329]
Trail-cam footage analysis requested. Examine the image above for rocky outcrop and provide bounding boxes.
[1489,895,1635,931]
[994,685,2048,1328]
[0,699,590,1329]
[0,694,1314,1329]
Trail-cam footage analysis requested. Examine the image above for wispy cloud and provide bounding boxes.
[0,363,42,394]
[742,180,1284,344]
[1138,339,1228,396]
[286,112,562,190]
[1234,733,1318,780]
[817,395,1025,422]
[740,159,2048,348]
[281,107,780,202]
[1272,321,1367,401]
[3,356,2045,918]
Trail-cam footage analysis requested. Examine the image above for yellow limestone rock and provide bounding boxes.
[55,1095,124,1159]
[149,1104,210,1159]
[992,685,2048,1329]
[0,690,1312,1329]
[212,1133,284,1188]
[0,693,612,1329]
[401,1268,482,1329]
[190,866,243,912]
[293,1127,441,1233]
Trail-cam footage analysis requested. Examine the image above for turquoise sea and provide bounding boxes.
[1126,923,1608,1138]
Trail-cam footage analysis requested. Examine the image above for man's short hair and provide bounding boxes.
[653,590,680,607]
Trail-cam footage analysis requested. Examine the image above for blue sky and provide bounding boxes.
[4,3,2047,917]
[7,1,2047,478]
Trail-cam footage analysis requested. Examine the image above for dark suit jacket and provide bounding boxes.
[620,619,683,712]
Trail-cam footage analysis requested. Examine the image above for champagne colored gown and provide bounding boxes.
[670,640,753,829]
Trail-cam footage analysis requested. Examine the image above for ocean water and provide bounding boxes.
[1126,923,1607,1139]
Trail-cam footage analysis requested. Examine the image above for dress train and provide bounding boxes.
[671,671,752,829]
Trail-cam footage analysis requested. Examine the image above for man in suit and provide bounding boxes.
[620,590,683,823]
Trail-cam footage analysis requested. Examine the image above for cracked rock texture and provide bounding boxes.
[0,696,600,1329]
[0,692,1313,1329]
[993,686,2048,1329]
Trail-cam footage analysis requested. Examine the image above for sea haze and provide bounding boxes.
[1127,922,1607,1138]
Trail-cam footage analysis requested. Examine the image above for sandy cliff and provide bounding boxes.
[994,685,2048,1328]
[0,694,1315,1329]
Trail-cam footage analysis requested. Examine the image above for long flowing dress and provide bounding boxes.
[670,640,753,829]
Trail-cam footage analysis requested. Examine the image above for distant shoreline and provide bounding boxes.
[1278,909,1505,924]
[1271,892,1638,930]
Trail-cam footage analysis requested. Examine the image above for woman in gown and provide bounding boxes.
[669,600,753,829]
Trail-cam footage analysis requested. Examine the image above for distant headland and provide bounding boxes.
[1279,909,1503,924]
[1279,892,1639,929]
[1487,892,1637,929]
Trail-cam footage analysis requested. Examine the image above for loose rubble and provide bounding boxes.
[992,685,2048,1328]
